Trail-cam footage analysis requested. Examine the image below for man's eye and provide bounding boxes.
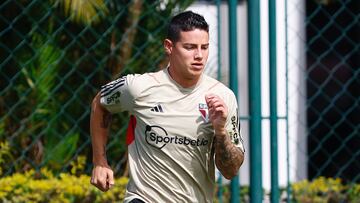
[184,46,194,50]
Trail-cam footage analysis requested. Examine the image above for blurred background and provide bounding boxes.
[0,0,359,202]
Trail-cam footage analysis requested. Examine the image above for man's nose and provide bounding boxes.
[194,48,203,59]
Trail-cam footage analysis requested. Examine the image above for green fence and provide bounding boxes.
[286,0,359,201]
[305,0,359,181]
[0,0,359,202]
[0,0,195,176]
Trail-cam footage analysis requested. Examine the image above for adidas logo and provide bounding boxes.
[150,104,164,112]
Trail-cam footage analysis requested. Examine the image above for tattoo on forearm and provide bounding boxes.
[101,112,112,128]
[215,135,244,176]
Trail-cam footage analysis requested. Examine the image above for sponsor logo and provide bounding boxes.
[231,115,240,144]
[198,103,209,122]
[150,104,164,112]
[145,125,209,149]
[106,91,121,104]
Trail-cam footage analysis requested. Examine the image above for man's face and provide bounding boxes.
[165,29,209,86]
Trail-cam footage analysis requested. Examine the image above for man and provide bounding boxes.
[90,11,244,203]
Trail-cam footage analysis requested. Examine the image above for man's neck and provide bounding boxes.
[167,67,200,88]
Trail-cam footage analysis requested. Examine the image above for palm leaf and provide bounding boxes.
[53,0,109,25]
[44,133,80,170]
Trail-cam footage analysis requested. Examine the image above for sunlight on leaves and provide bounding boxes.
[54,0,109,25]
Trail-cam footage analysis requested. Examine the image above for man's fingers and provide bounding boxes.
[205,93,216,100]
[205,94,215,104]
[209,101,224,109]
[98,185,108,192]
[208,101,227,116]
[90,177,108,192]
[90,177,96,185]
[108,172,115,188]
[90,166,114,192]
[206,94,228,130]
[209,108,226,119]
[99,178,108,191]
[206,95,225,108]
[92,175,107,191]
[91,168,96,184]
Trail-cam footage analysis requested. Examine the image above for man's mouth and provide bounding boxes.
[191,63,203,69]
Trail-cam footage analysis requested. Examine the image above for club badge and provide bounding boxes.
[198,103,209,122]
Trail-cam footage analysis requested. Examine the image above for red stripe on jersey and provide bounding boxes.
[126,115,137,145]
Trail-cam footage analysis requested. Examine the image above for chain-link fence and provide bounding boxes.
[0,0,195,177]
[286,0,359,200]
[286,0,359,181]
[1,0,359,202]
[305,0,359,181]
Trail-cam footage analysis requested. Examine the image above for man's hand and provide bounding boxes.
[205,93,244,179]
[90,165,115,192]
[205,94,228,134]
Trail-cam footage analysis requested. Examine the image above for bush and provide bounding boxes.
[292,176,360,203]
[1,172,359,203]
[0,169,128,203]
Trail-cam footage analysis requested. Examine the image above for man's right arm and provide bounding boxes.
[90,92,114,192]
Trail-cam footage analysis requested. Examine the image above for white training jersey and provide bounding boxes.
[100,68,244,203]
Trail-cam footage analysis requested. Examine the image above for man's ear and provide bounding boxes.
[164,39,173,55]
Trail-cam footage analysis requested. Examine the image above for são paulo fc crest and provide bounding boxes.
[198,103,209,122]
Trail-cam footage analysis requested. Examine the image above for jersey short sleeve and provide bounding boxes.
[99,74,137,113]
[225,93,245,153]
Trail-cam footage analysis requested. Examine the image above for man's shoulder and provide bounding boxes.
[202,75,235,96]
[126,69,165,85]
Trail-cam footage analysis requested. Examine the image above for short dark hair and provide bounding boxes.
[166,11,209,42]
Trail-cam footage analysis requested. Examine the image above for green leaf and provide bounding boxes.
[44,133,79,170]
[53,0,109,25]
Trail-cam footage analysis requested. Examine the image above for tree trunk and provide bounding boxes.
[114,0,143,77]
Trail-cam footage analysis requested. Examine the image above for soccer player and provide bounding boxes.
[90,11,245,203]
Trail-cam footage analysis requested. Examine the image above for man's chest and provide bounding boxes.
[133,89,215,150]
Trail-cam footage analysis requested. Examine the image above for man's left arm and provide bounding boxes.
[205,94,244,179]
[214,129,244,179]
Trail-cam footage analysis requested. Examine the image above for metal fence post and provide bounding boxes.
[228,0,239,202]
[248,0,263,202]
[269,0,279,202]
[216,1,223,202]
